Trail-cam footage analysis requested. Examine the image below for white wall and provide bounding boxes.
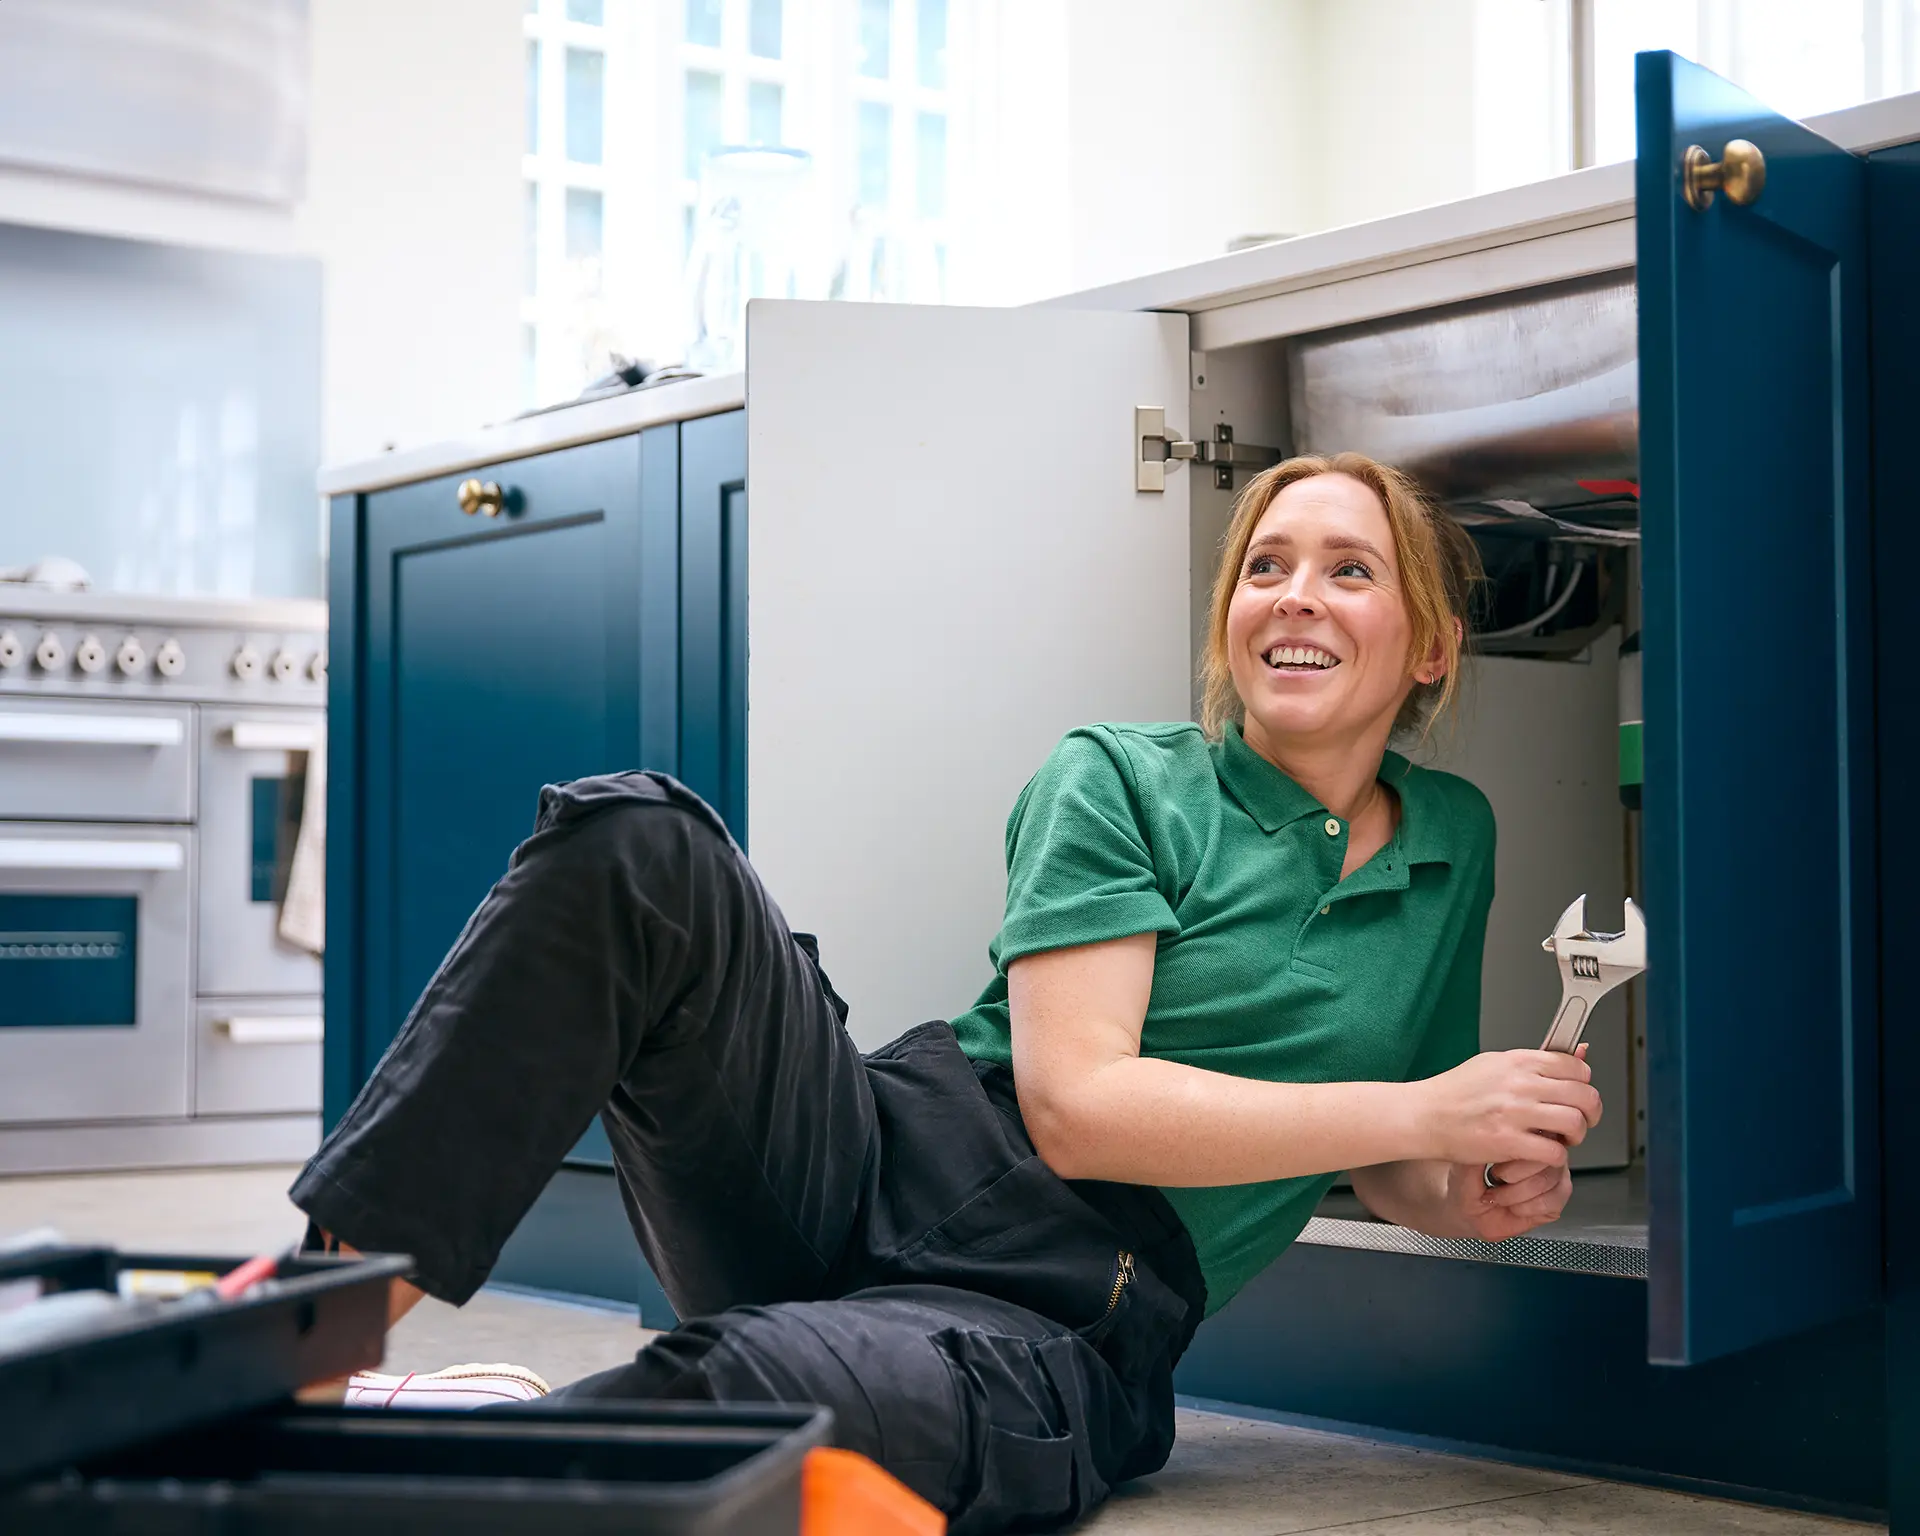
[1304,0,1481,231]
[0,0,523,466]
[1059,0,1316,293]
[297,0,523,465]
[972,0,1559,303]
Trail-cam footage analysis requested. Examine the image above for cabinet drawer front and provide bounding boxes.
[0,699,194,822]
[195,997,321,1116]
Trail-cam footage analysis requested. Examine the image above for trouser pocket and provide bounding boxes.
[935,1328,1112,1536]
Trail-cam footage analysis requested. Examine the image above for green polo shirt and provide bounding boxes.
[949,721,1496,1316]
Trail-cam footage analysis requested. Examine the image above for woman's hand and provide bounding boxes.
[1441,1158,1575,1241]
[1413,1047,1603,1169]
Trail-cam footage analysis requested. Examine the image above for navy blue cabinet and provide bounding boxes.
[324,411,743,1308]
[1636,51,1881,1367]
[678,411,749,845]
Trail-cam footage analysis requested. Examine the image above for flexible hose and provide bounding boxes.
[1475,559,1589,642]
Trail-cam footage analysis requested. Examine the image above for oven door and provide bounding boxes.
[0,822,193,1122]
[197,709,323,997]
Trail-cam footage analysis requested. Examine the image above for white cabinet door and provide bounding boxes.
[747,300,1194,1047]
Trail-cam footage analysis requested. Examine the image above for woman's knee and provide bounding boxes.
[518,773,740,899]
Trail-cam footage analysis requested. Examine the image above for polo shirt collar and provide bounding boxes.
[1378,750,1454,867]
[1215,722,1455,866]
[1215,722,1321,833]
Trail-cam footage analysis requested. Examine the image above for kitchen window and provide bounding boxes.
[523,0,975,410]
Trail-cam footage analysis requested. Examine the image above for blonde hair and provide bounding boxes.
[1199,452,1482,746]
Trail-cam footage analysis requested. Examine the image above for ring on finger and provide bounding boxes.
[1482,1162,1501,1190]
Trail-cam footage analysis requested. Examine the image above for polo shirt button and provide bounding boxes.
[1320,905,1330,915]
[1324,817,1340,837]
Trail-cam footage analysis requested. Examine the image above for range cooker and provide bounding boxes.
[0,588,326,1173]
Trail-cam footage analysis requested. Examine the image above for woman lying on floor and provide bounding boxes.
[294,451,1602,1536]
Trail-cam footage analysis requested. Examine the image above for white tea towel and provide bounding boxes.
[278,725,325,956]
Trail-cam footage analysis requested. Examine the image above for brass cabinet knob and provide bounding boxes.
[1683,140,1766,210]
[457,478,506,517]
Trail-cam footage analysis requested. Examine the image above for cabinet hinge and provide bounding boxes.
[1136,407,1284,493]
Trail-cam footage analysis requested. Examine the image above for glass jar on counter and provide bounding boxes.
[684,146,820,374]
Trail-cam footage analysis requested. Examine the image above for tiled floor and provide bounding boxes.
[0,1165,1883,1535]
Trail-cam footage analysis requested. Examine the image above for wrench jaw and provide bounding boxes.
[1539,896,1648,1053]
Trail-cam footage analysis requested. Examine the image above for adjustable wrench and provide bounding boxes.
[1538,895,1647,1053]
[1483,895,1648,1191]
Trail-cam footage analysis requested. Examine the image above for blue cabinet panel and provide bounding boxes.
[1866,141,1920,1533]
[391,518,621,1024]
[679,411,748,844]
[1636,52,1880,1365]
[359,438,645,1083]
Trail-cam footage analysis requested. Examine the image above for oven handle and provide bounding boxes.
[223,722,321,753]
[0,839,184,872]
[214,1015,323,1045]
[0,712,184,747]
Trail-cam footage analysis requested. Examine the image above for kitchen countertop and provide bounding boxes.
[0,587,327,631]
[317,371,746,499]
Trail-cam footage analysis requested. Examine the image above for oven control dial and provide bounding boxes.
[230,645,262,682]
[33,632,65,672]
[269,649,299,683]
[74,635,107,675]
[0,631,20,669]
[154,639,186,678]
[308,649,328,685]
[114,637,147,676]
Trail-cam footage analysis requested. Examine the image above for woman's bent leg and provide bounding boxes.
[550,1284,1153,1536]
[291,772,873,1313]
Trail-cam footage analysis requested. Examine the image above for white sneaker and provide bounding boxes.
[344,1363,551,1410]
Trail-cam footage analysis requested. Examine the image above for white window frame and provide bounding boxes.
[1568,0,1920,169]
[522,0,981,409]
[841,0,957,299]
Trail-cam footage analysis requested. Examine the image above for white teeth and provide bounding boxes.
[1266,645,1337,670]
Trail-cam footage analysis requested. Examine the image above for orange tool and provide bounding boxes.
[801,1446,945,1536]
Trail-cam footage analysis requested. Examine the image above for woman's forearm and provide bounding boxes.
[1349,1158,1473,1235]
[1022,1052,1433,1187]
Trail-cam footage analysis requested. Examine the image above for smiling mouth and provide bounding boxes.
[1264,644,1340,673]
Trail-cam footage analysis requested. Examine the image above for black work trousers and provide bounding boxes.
[291,772,1207,1535]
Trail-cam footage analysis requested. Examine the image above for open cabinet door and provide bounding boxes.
[746,300,1193,1049]
[1637,51,1880,1365]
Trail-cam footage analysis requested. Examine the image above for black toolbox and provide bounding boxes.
[0,1243,407,1489]
[5,1400,834,1534]
[0,1243,836,1533]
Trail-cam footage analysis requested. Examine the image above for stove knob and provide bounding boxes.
[231,645,262,682]
[308,649,328,685]
[154,639,186,678]
[0,631,20,669]
[33,632,65,672]
[114,637,147,676]
[74,635,107,674]
[269,649,299,683]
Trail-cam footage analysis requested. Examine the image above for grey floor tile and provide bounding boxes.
[1293,1480,1882,1535]
[382,1289,656,1390]
[1080,1409,1589,1535]
[0,1164,307,1255]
